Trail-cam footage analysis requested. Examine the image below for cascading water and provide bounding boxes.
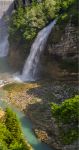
[0,0,14,57]
[0,0,14,83]
[16,20,56,82]
[0,20,9,57]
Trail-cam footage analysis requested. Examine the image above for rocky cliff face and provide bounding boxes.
[41,20,78,80]
[8,35,33,71]
[47,21,78,59]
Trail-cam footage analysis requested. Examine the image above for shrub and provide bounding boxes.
[51,95,79,144]
[51,95,79,123]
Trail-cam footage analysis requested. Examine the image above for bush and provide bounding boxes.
[51,95,79,123]
[51,95,79,144]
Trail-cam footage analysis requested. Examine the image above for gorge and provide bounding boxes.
[0,1,55,150]
[0,1,57,150]
[0,0,78,150]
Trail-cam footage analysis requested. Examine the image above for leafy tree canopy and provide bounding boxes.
[10,0,76,40]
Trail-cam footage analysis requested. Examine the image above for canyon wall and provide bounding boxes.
[41,20,78,80]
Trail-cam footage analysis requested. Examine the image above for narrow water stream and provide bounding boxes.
[0,0,14,82]
[0,100,54,150]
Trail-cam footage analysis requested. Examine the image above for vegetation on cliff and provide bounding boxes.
[0,108,31,150]
[9,0,76,41]
[51,95,79,144]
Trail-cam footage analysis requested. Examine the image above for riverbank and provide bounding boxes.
[0,80,78,150]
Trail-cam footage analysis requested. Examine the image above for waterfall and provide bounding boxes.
[0,19,9,57]
[0,0,14,57]
[16,20,56,82]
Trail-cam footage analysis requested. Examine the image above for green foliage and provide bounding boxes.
[0,108,31,150]
[43,0,58,19]
[0,123,11,149]
[5,108,22,141]
[9,140,28,150]
[9,0,60,40]
[51,95,79,144]
[51,95,79,123]
[57,13,69,25]
[0,142,8,150]
[57,0,78,25]
[10,0,77,41]
[59,0,75,11]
